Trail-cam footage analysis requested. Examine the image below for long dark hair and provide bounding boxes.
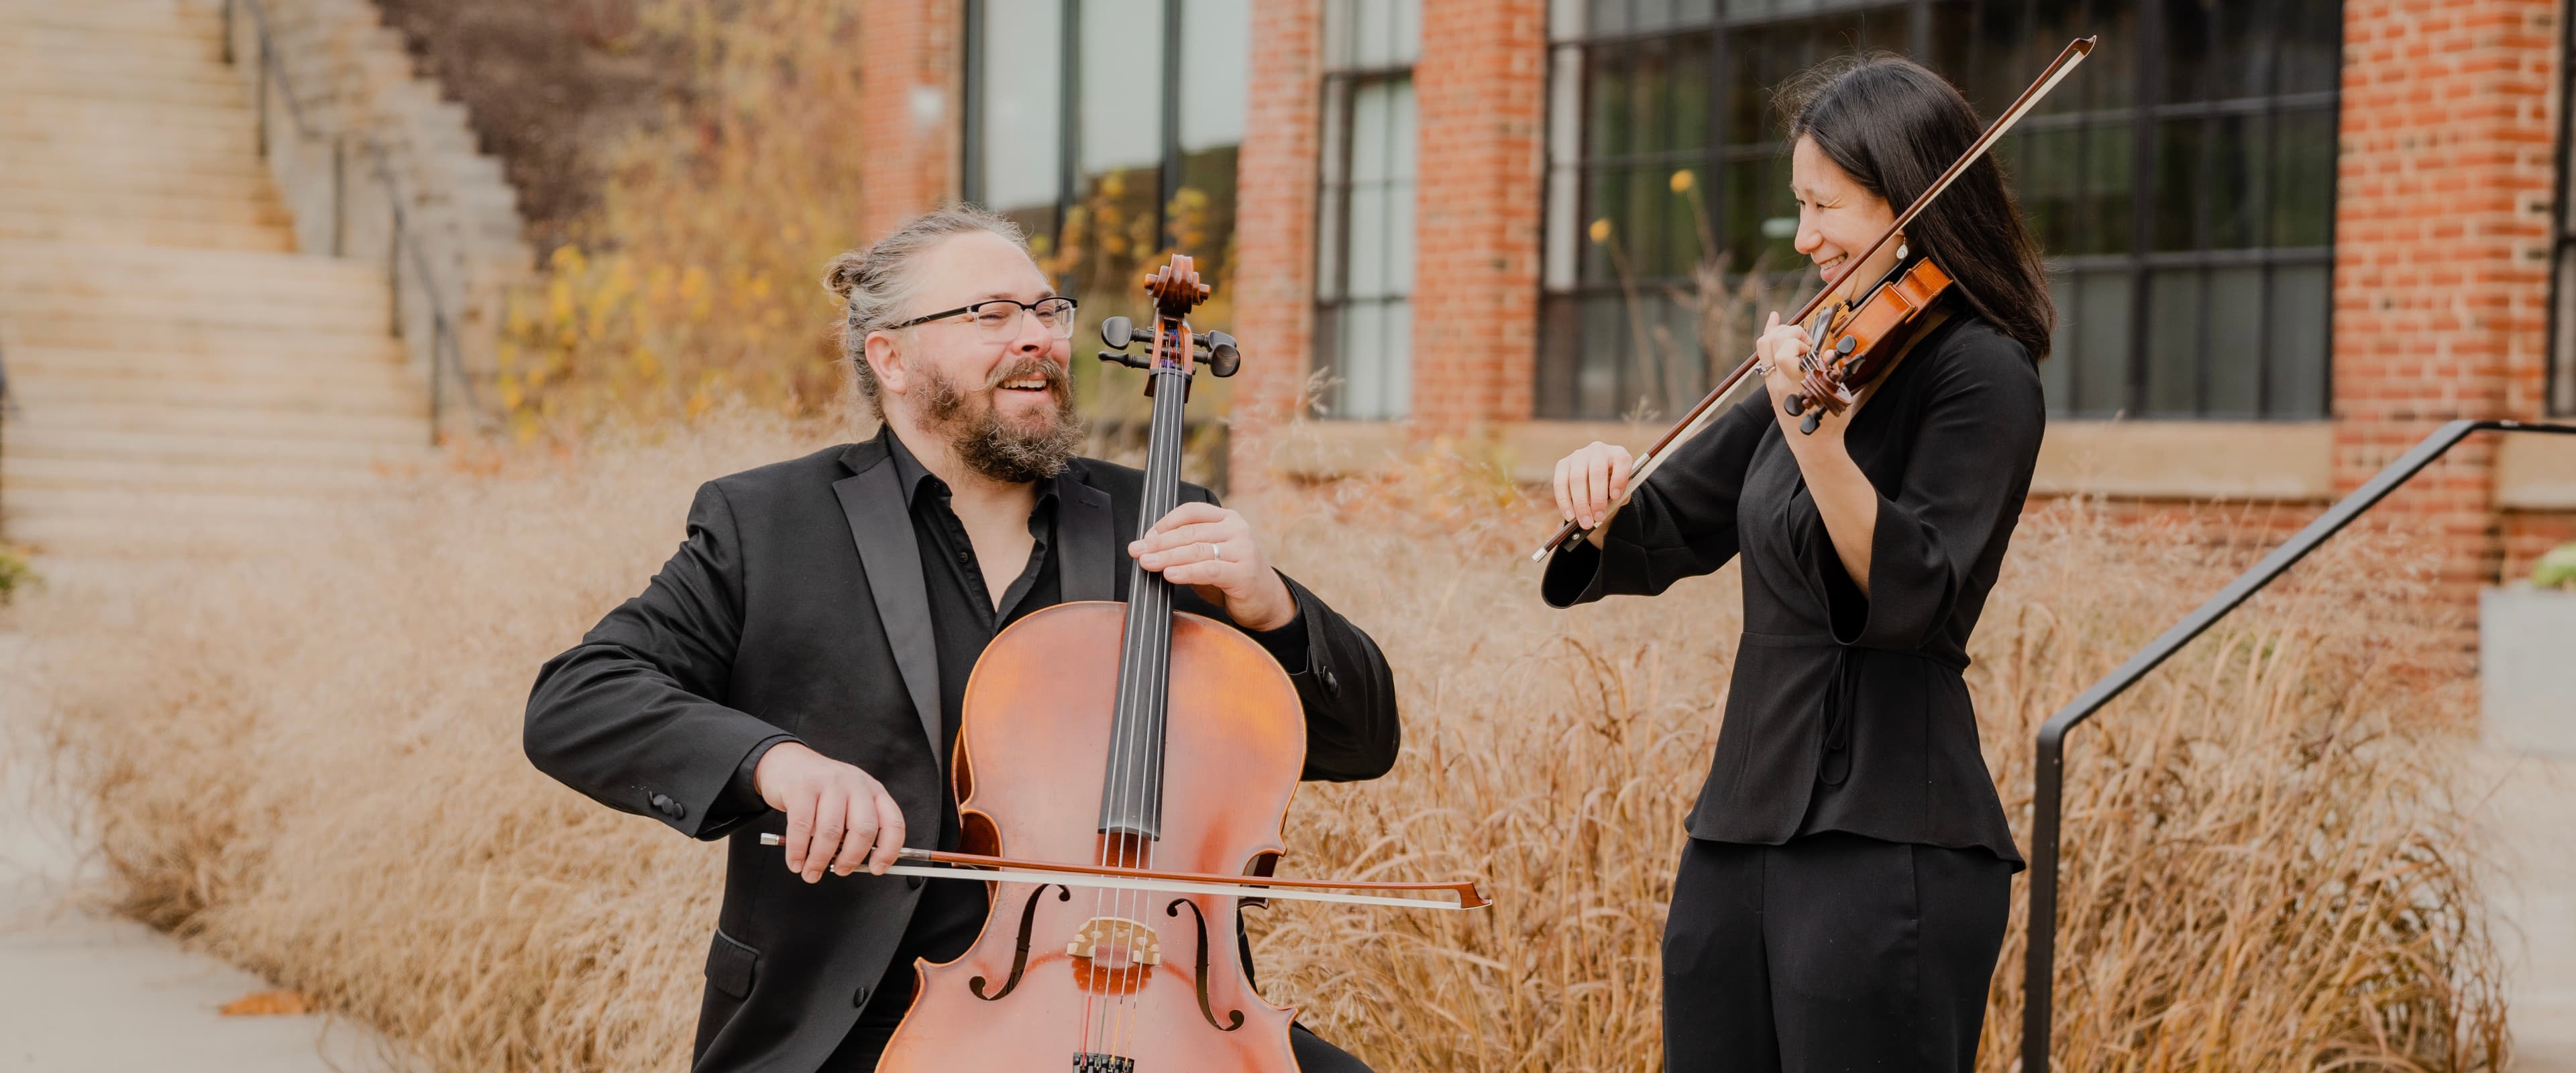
[1779,54,2055,363]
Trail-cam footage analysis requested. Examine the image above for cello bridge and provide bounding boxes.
[1067,917,1161,968]
[1073,1054,1136,1073]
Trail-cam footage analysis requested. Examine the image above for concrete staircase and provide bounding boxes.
[0,0,430,562]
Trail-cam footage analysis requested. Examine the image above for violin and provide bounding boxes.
[1532,36,2095,562]
[1781,251,1957,435]
[769,254,1483,1073]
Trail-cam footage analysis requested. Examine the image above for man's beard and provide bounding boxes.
[920,357,1084,484]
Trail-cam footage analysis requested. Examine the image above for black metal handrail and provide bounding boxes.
[2021,417,2576,1071]
[219,0,473,444]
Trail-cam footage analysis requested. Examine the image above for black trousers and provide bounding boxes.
[1662,832,2011,1072]
[824,1021,1371,1071]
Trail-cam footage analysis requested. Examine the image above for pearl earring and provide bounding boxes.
[1895,237,1909,260]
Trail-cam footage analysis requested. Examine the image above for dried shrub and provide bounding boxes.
[496,0,869,435]
[20,412,2506,1071]
[372,0,678,253]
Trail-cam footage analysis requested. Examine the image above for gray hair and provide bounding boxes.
[823,205,1031,418]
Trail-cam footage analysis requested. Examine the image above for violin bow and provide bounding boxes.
[759,836,1489,911]
[1529,36,2096,563]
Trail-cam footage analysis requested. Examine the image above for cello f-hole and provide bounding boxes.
[969,884,1069,1001]
[1166,898,1245,1032]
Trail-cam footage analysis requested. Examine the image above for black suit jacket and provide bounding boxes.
[1544,315,2039,870]
[524,438,1401,1073]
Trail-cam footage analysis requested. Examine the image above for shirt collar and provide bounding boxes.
[877,424,1062,512]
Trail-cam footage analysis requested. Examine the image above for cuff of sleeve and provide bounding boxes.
[1247,602,1311,673]
[1835,492,1945,651]
[1540,508,1644,608]
[723,733,800,815]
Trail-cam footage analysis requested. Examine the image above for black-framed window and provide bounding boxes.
[1538,0,2342,422]
[1313,0,1421,420]
[964,0,1250,341]
[2551,0,2576,416]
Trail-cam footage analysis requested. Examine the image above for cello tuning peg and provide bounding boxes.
[1097,350,1148,370]
[1201,332,1241,378]
[1100,316,1135,349]
[1800,410,1824,435]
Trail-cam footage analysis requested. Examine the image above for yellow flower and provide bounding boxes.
[1588,218,1613,244]
[1670,169,1695,193]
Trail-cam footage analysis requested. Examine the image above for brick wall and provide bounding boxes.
[1406,0,1548,437]
[2332,0,2560,600]
[857,0,960,244]
[1228,0,1326,492]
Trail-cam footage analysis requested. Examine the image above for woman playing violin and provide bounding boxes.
[1542,54,2055,1071]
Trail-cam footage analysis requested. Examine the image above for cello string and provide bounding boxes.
[1092,331,1166,1055]
[1116,357,1180,1054]
[1104,342,1180,1057]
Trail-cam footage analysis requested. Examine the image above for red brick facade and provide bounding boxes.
[1227,0,1327,492]
[855,0,2576,595]
[857,0,962,245]
[2332,0,2561,592]
[1408,0,1546,437]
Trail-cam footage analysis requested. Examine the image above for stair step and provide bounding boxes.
[7,374,421,416]
[0,321,422,356]
[1,150,270,182]
[0,241,384,286]
[4,401,429,441]
[0,84,253,117]
[0,166,277,201]
[0,123,274,156]
[7,302,394,337]
[1,487,370,526]
[2,425,430,465]
[2,455,413,497]
[0,516,321,561]
[0,211,293,251]
[0,191,293,229]
[1,344,411,387]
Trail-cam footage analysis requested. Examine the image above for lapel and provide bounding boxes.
[831,440,945,767]
[1056,463,1116,604]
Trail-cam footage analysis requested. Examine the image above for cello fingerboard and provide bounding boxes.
[1095,330,1193,843]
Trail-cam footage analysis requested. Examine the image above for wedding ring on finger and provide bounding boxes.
[1201,542,1222,563]
[1753,361,1772,376]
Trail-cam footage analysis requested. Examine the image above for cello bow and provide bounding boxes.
[757,835,1489,910]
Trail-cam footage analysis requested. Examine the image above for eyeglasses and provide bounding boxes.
[887,296,1079,340]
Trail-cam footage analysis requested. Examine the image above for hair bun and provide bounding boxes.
[822,251,869,300]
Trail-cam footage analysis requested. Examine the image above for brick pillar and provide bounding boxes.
[1227,0,1326,491]
[858,0,963,244]
[1409,0,1546,437]
[2332,0,2557,598]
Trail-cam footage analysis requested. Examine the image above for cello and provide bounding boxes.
[769,255,1484,1072]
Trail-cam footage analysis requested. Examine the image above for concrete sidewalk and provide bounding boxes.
[2473,746,2576,1072]
[0,632,395,1072]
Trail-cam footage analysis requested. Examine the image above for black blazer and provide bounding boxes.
[1544,315,2040,869]
[524,438,1401,1072]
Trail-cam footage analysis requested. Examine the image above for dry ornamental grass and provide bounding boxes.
[15,412,2506,1072]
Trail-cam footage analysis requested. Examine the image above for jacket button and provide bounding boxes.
[852,984,871,1008]
[906,875,924,891]
[667,800,688,820]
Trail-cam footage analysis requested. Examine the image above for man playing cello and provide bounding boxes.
[524,206,1397,1072]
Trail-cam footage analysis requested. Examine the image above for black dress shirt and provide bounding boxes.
[1544,314,2041,868]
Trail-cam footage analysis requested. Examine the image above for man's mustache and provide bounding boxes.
[980,358,1071,392]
